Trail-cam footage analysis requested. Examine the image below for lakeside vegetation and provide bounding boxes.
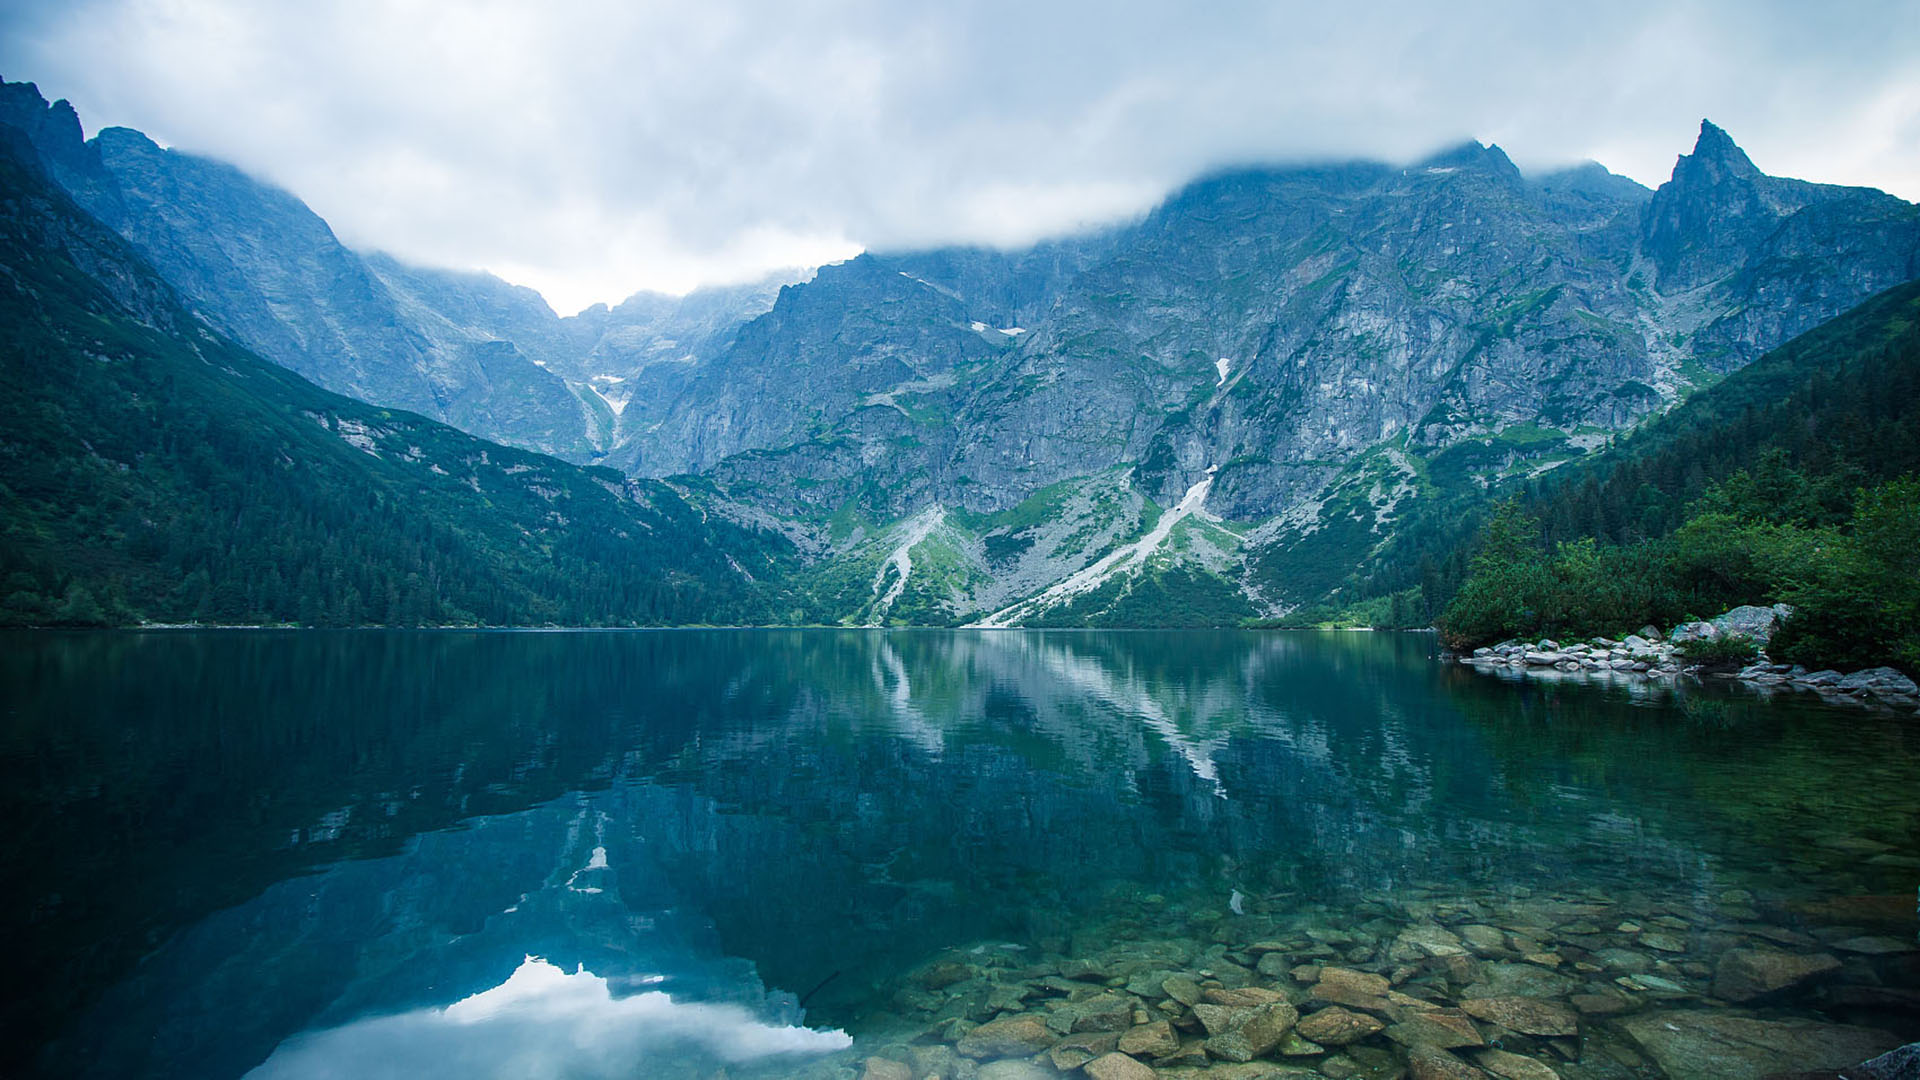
[1432,278,1920,672]
[1281,277,1920,675]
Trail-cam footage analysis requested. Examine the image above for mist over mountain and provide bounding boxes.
[2,76,1917,625]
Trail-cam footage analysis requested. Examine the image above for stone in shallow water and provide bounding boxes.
[1085,1051,1157,1080]
[1569,992,1634,1015]
[1406,1046,1487,1080]
[861,1057,913,1080]
[1458,925,1507,955]
[1459,963,1579,999]
[1193,1003,1253,1036]
[979,1062,1056,1080]
[1062,956,1111,980]
[1849,1042,1920,1080]
[1619,1011,1900,1080]
[1205,1002,1300,1061]
[1395,924,1470,960]
[1593,947,1652,973]
[1276,1031,1322,1056]
[1159,1064,1314,1080]
[1832,935,1918,955]
[1312,967,1392,1011]
[1472,1048,1560,1080]
[1204,986,1290,1007]
[1068,992,1141,1033]
[1617,973,1689,994]
[1050,1032,1123,1070]
[1162,974,1203,1005]
[1119,1020,1181,1058]
[1459,996,1579,1037]
[956,1014,1056,1058]
[1296,1006,1386,1046]
[1386,1008,1485,1050]
[1710,948,1841,1002]
[1639,931,1688,953]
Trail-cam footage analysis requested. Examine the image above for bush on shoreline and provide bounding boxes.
[1438,476,1920,676]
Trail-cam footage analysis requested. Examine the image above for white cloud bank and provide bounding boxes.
[3,0,1917,312]
[245,956,851,1080]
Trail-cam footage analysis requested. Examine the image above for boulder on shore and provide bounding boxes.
[1709,604,1789,644]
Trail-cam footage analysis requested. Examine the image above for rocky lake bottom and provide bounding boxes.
[1,629,1914,1080]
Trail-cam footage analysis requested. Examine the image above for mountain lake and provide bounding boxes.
[3,629,1916,1079]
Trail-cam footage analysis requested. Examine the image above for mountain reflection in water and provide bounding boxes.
[1,629,1914,1078]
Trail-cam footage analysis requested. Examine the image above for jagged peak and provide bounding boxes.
[0,78,88,166]
[1672,118,1761,185]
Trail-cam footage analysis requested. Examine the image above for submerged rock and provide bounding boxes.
[1459,996,1578,1037]
[956,1014,1055,1058]
[1711,948,1841,1002]
[1473,1049,1560,1080]
[1848,1042,1920,1080]
[1620,1011,1900,1080]
[1118,1020,1181,1058]
[861,1057,913,1080]
[1406,1047,1488,1080]
[1205,1001,1299,1060]
[1049,1032,1122,1070]
[1312,967,1392,1011]
[1296,1006,1385,1046]
[1085,1051,1158,1080]
[979,1062,1056,1080]
[1385,1008,1484,1050]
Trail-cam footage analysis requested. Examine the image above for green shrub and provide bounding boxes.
[1773,478,1920,674]
[1675,633,1759,668]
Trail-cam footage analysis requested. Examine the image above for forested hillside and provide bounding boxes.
[0,131,797,628]
[1432,279,1920,671]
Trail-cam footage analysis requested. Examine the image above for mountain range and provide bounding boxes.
[2,78,1916,626]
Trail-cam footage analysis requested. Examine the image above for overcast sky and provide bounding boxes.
[4,1,1918,314]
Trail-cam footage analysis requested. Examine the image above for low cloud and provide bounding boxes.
[4,0,1917,312]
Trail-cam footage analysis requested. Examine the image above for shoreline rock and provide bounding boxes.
[1453,606,1918,711]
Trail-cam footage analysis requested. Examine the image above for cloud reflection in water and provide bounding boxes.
[246,956,850,1080]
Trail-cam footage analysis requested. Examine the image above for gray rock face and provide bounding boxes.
[1709,604,1787,643]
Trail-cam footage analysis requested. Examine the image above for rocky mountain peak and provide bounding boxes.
[1642,119,1799,291]
[0,80,90,172]
[1674,119,1762,186]
[1417,140,1523,184]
